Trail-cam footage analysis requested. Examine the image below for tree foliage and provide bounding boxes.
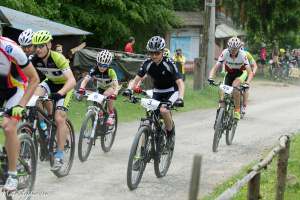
[0,0,179,52]
[222,0,300,48]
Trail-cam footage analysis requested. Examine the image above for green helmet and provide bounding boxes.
[163,48,170,57]
[32,30,53,45]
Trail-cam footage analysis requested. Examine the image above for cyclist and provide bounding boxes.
[123,36,185,147]
[208,37,253,120]
[18,29,46,81]
[163,48,171,58]
[78,50,119,125]
[18,29,35,57]
[30,30,76,172]
[0,36,39,191]
[240,44,258,115]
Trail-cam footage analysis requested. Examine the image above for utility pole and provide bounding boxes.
[193,0,209,90]
[206,0,215,78]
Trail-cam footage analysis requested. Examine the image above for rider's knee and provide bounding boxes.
[55,110,67,125]
[2,119,17,135]
[159,107,169,114]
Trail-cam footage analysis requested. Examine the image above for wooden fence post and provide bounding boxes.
[247,173,261,200]
[189,154,202,200]
[276,137,290,200]
[193,57,205,90]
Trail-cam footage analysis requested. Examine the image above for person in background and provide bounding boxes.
[55,44,63,54]
[173,48,186,81]
[124,36,135,53]
[259,43,267,74]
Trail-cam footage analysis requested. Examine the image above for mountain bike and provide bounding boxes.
[211,83,247,152]
[20,95,75,177]
[77,91,118,162]
[0,108,37,200]
[125,90,177,190]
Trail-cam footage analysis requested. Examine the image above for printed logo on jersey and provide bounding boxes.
[5,45,13,54]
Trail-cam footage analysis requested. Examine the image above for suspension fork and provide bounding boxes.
[89,107,99,139]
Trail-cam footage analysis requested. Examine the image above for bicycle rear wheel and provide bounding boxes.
[50,119,75,178]
[78,111,95,162]
[101,108,118,152]
[154,129,174,178]
[212,108,224,152]
[127,126,150,190]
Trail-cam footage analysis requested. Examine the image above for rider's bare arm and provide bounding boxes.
[245,66,254,84]
[176,79,185,99]
[209,62,222,79]
[128,75,143,90]
[111,80,119,95]
[79,75,91,89]
[251,61,258,76]
[18,63,40,107]
[57,70,76,95]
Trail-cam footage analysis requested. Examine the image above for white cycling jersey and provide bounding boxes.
[0,36,29,89]
[217,48,250,73]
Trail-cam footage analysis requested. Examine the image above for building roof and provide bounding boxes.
[215,23,245,38]
[175,11,204,26]
[0,6,92,36]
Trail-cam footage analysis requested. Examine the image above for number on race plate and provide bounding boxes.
[87,92,105,103]
[141,98,160,111]
[219,84,233,94]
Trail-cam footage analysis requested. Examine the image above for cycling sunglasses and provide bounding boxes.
[149,51,162,56]
[21,45,33,49]
[33,44,46,49]
[97,63,109,68]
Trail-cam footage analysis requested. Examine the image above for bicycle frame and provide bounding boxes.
[83,94,110,140]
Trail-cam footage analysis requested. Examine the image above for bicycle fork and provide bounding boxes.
[90,111,99,140]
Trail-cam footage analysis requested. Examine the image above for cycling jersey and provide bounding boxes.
[217,49,250,74]
[31,50,70,84]
[87,67,118,89]
[0,36,29,90]
[137,57,181,92]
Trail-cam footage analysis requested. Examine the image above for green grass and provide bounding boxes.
[202,133,300,200]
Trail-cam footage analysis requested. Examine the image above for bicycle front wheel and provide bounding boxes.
[212,108,225,152]
[154,130,174,178]
[78,111,95,162]
[101,108,118,152]
[226,119,238,145]
[50,119,75,178]
[8,133,37,200]
[17,122,38,159]
[127,126,150,190]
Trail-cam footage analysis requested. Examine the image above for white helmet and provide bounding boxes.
[146,36,166,52]
[18,29,34,46]
[96,50,113,66]
[227,37,242,51]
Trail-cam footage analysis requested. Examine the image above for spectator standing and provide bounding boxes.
[55,44,63,54]
[173,48,186,81]
[259,43,267,74]
[124,36,135,53]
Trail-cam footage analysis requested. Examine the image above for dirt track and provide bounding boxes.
[21,80,300,200]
